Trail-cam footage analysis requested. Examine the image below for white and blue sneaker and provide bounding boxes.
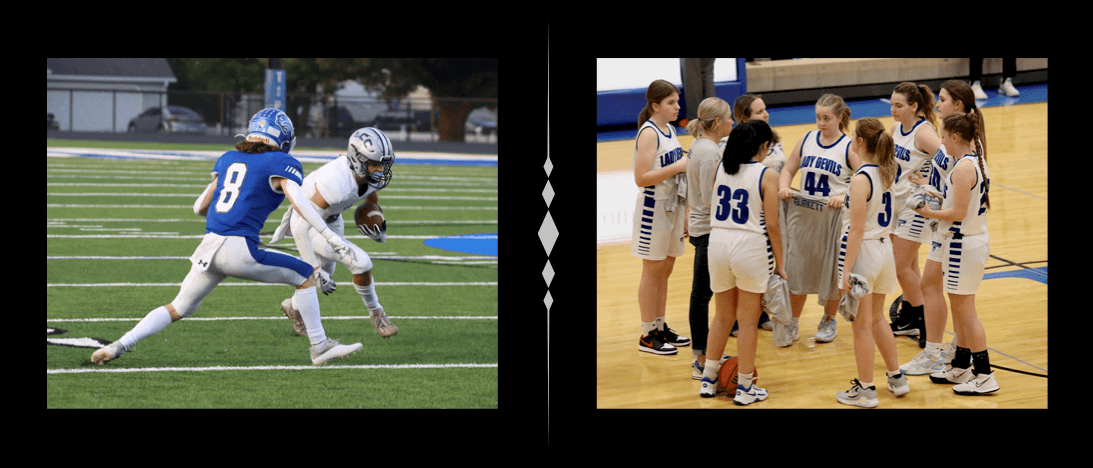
[734,382,769,406]
[815,315,838,343]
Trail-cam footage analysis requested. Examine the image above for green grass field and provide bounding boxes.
[47,142,498,408]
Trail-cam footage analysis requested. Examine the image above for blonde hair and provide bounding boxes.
[854,117,897,191]
[942,110,990,210]
[686,97,731,137]
[637,79,680,128]
[816,93,851,134]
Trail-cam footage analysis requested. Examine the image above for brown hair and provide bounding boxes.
[854,117,897,191]
[940,80,987,157]
[732,93,780,145]
[235,139,280,154]
[816,93,851,134]
[942,111,990,210]
[893,82,938,130]
[637,79,680,128]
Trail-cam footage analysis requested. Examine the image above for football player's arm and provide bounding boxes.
[193,174,218,217]
[276,177,354,262]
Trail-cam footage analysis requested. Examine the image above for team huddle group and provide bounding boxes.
[630,78,998,407]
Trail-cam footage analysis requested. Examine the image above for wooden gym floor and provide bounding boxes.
[595,101,1047,409]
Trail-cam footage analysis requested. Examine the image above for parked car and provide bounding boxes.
[128,106,207,134]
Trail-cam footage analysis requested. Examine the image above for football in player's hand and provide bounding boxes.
[355,201,384,233]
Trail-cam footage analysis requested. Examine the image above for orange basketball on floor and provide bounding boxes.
[717,356,758,390]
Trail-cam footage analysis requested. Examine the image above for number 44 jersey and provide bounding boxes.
[205,150,305,244]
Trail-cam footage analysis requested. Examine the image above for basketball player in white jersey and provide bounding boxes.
[886,83,942,350]
[633,79,691,355]
[834,118,909,408]
[778,94,862,344]
[915,111,998,395]
[698,120,785,405]
[900,80,988,376]
[272,127,400,339]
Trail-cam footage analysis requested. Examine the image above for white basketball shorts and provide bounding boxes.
[708,228,772,294]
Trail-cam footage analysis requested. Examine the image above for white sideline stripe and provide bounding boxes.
[47,282,497,287]
[48,363,498,374]
[47,316,497,322]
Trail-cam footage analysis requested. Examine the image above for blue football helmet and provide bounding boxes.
[347,127,395,189]
[243,108,296,153]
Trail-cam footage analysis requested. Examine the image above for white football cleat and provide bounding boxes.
[91,341,126,365]
[310,338,363,365]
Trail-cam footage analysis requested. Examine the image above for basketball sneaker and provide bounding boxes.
[815,314,838,342]
[734,382,768,406]
[900,349,946,375]
[660,322,690,347]
[887,372,910,397]
[929,366,974,385]
[639,329,677,355]
[953,372,1000,395]
[836,379,879,408]
[699,377,719,398]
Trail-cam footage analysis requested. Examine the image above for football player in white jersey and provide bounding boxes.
[835,118,909,407]
[915,110,998,395]
[272,127,400,339]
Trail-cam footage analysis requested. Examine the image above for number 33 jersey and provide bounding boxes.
[205,150,304,243]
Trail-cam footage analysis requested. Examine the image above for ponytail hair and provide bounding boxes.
[816,93,851,134]
[638,79,680,128]
[853,117,897,190]
[893,81,938,130]
[686,97,731,138]
[722,120,773,175]
[942,111,990,210]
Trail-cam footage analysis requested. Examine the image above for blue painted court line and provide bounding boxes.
[984,266,1047,285]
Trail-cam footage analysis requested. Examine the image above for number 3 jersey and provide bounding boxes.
[205,150,304,243]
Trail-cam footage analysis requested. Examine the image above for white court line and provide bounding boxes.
[48,363,498,374]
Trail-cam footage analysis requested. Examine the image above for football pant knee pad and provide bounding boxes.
[346,244,373,275]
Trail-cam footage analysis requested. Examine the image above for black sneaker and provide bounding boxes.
[639,329,678,355]
[660,322,690,347]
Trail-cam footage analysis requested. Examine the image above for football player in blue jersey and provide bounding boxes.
[92,109,363,366]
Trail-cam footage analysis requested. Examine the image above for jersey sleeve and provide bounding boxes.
[267,154,305,194]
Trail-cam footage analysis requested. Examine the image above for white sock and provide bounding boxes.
[925,341,942,357]
[738,371,754,388]
[703,358,721,381]
[641,321,656,335]
[293,286,326,345]
[354,281,381,311]
[118,306,173,351]
[654,316,665,331]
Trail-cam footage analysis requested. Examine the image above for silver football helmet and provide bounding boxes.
[346,127,395,190]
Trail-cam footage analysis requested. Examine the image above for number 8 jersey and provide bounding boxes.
[206,150,305,244]
[710,161,770,234]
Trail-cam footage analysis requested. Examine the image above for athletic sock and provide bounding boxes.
[293,286,326,345]
[953,346,972,369]
[354,281,381,311]
[971,350,992,376]
[118,306,173,351]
